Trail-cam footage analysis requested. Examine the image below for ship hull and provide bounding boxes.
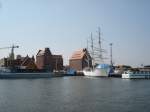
[83,68,109,77]
[0,72,63,79]
[83,64,110,77]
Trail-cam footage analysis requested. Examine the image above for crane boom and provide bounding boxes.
[0,45,19,60]
[0,45,19,50]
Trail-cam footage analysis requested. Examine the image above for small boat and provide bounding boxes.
[122,71,150,79]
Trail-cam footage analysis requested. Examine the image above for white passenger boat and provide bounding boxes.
[122,71,150,79]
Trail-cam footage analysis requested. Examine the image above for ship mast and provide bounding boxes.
[109,43,113,66]
[98,27,103,63]
[86,38,90,68]
[91,32,94,68]
[97,27,107,64]
[87,27,106,67]
[86,38,89,52]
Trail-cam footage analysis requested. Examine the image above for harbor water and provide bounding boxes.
[0,76,150,112]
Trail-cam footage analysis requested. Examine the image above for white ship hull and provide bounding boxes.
[122,71,150,79]
[83,68,109,77]
[83,64,110,77]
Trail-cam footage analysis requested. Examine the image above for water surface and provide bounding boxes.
[0,77,150,112]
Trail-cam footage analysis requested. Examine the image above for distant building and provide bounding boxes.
[1,55,37,70]
[36,48,53,71]
[36,48,63,71]
[52,55,63,71]
[0,58,6,67]
[69,48,92,71]
[20,55,37,69]
[137,65,150,72]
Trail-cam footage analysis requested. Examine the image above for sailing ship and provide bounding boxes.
[83,27,110,77]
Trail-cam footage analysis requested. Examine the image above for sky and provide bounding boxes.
[0,0,150,67]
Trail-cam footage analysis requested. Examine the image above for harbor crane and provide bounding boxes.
[0,45,19,60]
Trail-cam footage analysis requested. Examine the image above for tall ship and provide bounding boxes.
[83,27,110,77]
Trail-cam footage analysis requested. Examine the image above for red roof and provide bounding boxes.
[70,49,87,60]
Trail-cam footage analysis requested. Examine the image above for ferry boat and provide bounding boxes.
[122,71,150,79]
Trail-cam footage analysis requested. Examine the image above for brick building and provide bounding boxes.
[20,55,37,69]
[69,48,92,71]
[36,48,53,71]
[52,55,63,71]
[1,55,37,70]
[36,48,63,71]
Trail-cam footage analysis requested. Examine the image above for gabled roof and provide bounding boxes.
[16,55,26,61]
[21,56,32,66]
[70,48,88,60]
[37,50,45,56]
[36,48,52,56]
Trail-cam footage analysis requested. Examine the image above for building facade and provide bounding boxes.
[1,55,37,70]
[52,55,63,71]
[69,48,92,71]
[36,48,63,71]
[36,48,53,71]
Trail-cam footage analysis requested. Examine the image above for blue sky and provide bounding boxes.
[0,0,150,66]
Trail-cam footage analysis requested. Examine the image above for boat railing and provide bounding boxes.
[132,71,150,74]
